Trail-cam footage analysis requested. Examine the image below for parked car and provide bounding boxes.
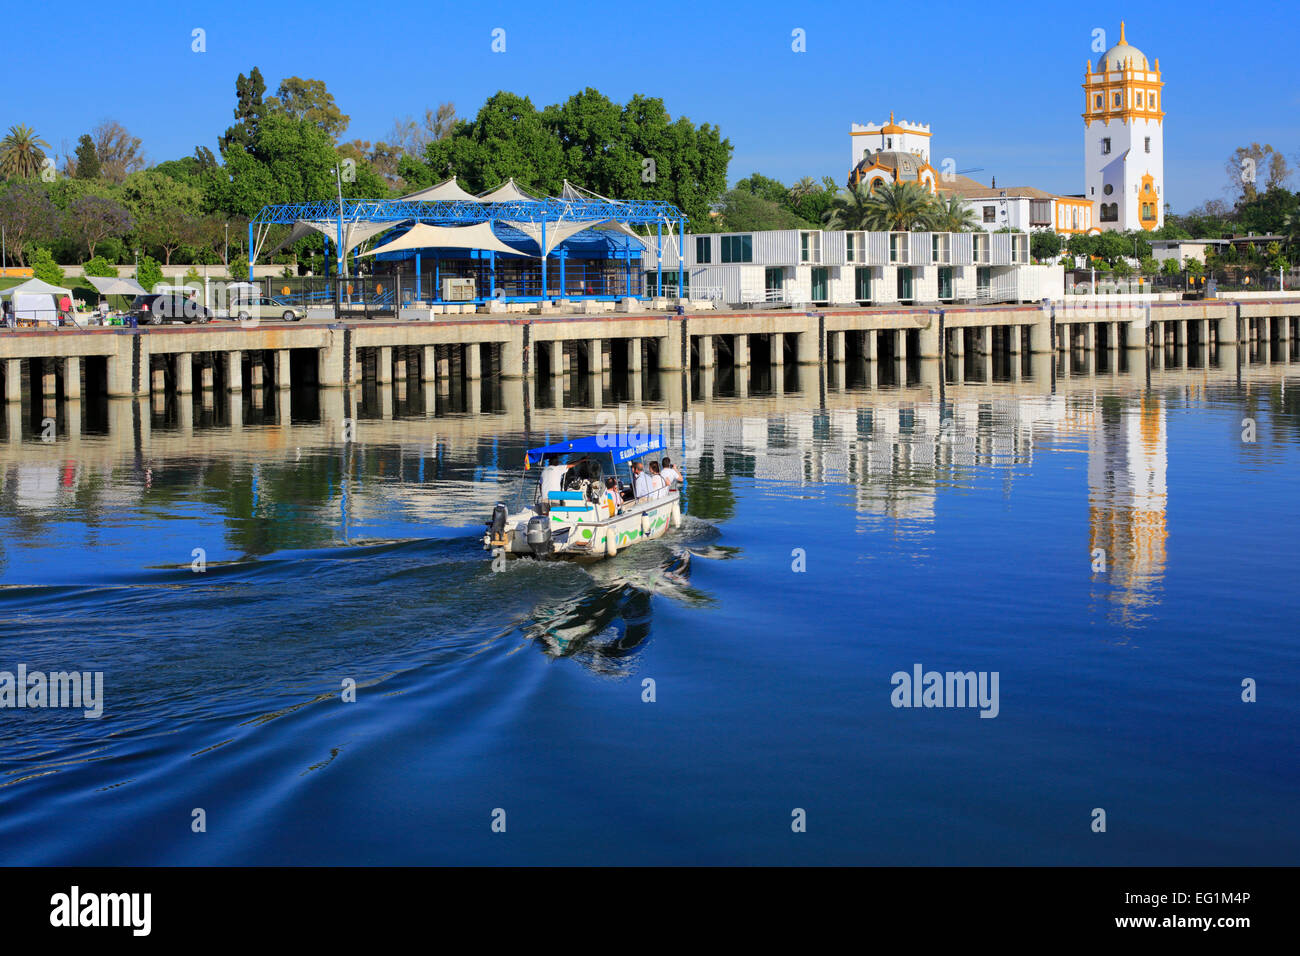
[130,293,212,325]
[229,294,305,323]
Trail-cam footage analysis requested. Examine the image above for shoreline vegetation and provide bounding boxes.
[0,74,1296,287]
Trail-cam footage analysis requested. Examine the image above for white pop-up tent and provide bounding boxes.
[85,275,147,311]
[1,277,75,324]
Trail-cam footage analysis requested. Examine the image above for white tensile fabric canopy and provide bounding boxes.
[358,222,528,259]
[265,219,396,258]
[399,177,480,203]
[501,218,647,256]
[477,178,536,203]
[85,276,148,296]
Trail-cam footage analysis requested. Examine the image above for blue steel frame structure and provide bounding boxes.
[248,197,688,303]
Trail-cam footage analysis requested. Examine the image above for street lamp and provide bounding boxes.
[224,222,229,266]
[133,248,139,280]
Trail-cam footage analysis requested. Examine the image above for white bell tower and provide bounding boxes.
[1083,22,1164,232]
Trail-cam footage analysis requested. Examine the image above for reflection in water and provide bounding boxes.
[525,538,716,675]
[0,353,1289,601]
[1,343,1299,867]
[1088,394,1167,625]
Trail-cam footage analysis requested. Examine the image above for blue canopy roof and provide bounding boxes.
[527,433,666,465]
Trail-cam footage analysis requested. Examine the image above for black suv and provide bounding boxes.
[130,293,213,325]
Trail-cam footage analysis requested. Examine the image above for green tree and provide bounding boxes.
[733,172,790,205]
[0,124,50,179]
[1067,233,1100,259]
[137,254,163,292]
[1160,257,1180,276]
[220,67,268,155]
[0,182,58,265]
[154,147,224,212]
[29,246,64,285]
[544,87,635,196]
[418,91,564,194]
[1030,229,1061,261]
[82,254,118,278]
[930,194,978,232]
[1139,255,1158,274]
[861,181,936,231]
[1237,187,1299,236]
[121,170,202,264]
[706,190,807,232]
[73,134,101,179]
[266,77,351,141]
[1152,220,1190,240]
[405,89,732,225]
[788,176,817,208]
[1185,258,1205,275]
[822,184,875,230]
[69,195,133,259]
[790,176,839,227]
[616,94,730,225]
[1095,231,1133,264]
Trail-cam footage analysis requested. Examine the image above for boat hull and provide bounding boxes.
[485,492,681,561]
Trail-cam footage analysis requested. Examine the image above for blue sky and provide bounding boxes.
[12,0,1299,211]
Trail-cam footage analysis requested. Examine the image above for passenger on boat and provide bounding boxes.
[660,457,682,490]
[604,477,622,516]
[631,460,651,500]
[539,463,570,499]
[647,461,668,498]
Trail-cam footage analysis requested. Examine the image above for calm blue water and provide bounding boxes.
[1,351,1297,865]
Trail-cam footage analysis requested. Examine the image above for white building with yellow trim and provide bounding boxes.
[1083,22,1165,231]
[848,112,939,193]
[843,22,1165,237]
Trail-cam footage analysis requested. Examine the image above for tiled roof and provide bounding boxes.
[936,176,1067,201]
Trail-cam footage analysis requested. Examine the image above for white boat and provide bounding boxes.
[484,433,682,561]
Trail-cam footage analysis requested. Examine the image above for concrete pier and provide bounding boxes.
[0,298,1296,409]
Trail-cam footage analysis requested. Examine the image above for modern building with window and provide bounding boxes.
[646,229,1062,307]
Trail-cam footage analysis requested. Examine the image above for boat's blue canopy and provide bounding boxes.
[526,433,665,465]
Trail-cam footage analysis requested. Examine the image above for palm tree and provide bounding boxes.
[862,181,938,231]
[930,194,979,232]
[788,176,817,209]
[0,124,51,179]
[822,183,876,230]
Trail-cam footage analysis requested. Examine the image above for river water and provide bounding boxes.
[1,345,1297,865]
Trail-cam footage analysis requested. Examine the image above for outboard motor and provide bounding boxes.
[526,515,553,556]
[488,504,508,545]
